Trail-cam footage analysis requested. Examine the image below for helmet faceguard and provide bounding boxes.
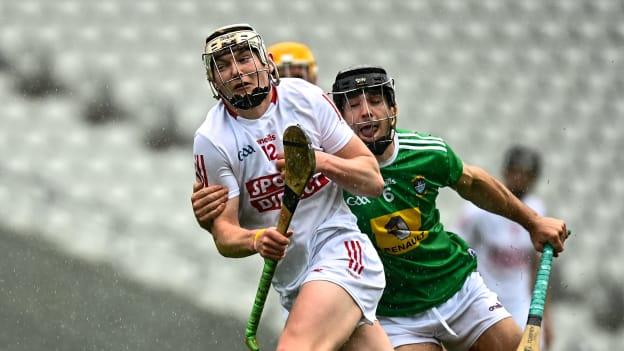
[331,65,397,155]
[202,24,279,110]
[268,42,317,84]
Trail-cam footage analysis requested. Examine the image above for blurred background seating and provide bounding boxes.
[0,0,622,349]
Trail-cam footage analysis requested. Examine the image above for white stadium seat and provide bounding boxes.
[0,0,621,347]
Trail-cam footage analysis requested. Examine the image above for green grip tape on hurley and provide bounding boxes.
[245,258,277,351]
[528,244,554,318]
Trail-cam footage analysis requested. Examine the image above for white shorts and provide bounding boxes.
[280,229,385,325]
[379,272,512,351]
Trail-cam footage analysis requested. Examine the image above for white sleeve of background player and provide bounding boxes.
[454,202,482,242]
[527,196,546,216]
[315,93,354,154]
[193,134,240,199]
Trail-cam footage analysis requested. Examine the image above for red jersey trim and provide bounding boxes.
[195,154,208,187]
[322,94,343,120]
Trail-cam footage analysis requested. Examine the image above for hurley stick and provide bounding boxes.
[244,125,316,351]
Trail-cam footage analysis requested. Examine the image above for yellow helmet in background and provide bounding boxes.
[268,41,318,84]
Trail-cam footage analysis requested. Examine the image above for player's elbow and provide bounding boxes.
[214,241,234,257]
[212,233,249,258]
[358,173,384,197]
[214,241,249,258]
[361,159,384,196]
[369,174,385,196]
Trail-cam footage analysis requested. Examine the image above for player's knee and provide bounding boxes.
[277,336,338,351]
[278,325,346,351]
[277,328,310,351]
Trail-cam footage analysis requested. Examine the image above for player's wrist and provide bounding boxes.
[313,150,328,174]
[252,228,267,252]
[520,210,540,234]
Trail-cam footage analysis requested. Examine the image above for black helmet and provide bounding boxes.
[331,65,397,155]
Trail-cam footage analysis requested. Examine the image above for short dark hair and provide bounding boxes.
[503,145,542,177]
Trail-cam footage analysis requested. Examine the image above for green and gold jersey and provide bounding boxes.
[344,129,477,316]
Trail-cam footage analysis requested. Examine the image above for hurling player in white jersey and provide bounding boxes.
[192,24,393,351]
[456,146,553,349]
[190,41,318,222]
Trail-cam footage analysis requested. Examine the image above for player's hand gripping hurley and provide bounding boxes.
[516,231,570,351]
[244,125,316,351]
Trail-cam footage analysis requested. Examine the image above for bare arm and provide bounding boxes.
[453,164,537,228]
[209,196,290,260]
[209,196,256,258]
[278,135,383,197]
[453,163,567,253]
[191,181,228,231]
[317,135,384,196]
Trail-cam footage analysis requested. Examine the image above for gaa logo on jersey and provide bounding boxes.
[345,196,371,206]
[238,144,256,161]
[412,175,427,194]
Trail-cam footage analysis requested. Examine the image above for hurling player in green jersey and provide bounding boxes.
[190,65,570,351]
[330,65,568,351]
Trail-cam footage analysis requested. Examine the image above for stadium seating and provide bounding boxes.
[1,0,622,349]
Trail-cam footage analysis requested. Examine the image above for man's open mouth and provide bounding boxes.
[359,123,379,138]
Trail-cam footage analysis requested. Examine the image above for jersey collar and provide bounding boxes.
[379,132,400,168]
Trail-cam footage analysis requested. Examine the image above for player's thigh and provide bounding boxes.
[278,280,362,351]
[395,343,443,351]
[341,321,393,351]
[469,316,521,351]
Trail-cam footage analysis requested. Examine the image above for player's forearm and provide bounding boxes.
[456,165,539,231]
[211,223,256,258]
[317,152,384,196]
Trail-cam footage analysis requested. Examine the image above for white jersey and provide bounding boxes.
[455,195,545,328]
[193,78,362,299]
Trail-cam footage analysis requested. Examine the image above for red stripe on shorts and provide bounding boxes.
[345,240,363,275]
[351,240,361,274]
[344,241,354,270]
[355,240,364,275]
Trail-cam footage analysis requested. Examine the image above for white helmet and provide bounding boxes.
[202,23,279,110]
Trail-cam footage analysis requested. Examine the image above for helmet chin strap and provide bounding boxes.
[366,137,393,155]
[229,86,270,110]
[364,116,396,155]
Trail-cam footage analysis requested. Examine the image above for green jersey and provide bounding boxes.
[344,129,477,316]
